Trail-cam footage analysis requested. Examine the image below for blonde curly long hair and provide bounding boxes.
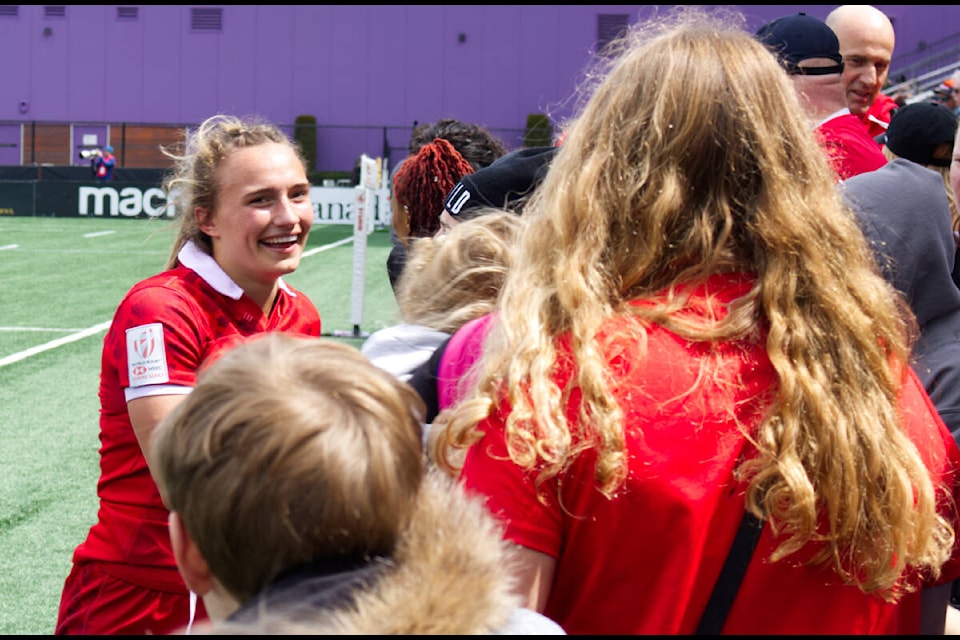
[433,9,954,600]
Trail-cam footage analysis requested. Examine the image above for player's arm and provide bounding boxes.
[128,392,189,480]
[511,544,556,612]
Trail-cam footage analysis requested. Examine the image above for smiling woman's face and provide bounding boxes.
[196,142,313,299]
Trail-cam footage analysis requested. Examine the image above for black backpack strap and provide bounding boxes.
[406,334,451,424]
[695,510,764,635]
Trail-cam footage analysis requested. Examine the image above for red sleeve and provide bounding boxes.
[460,409,564,559]
[112,285,209,389]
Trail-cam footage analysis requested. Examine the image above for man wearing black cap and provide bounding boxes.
[755,12,887,181]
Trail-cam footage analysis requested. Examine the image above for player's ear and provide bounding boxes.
[195,207,219,238]
[168,511,215,596]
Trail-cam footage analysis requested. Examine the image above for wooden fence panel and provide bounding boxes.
[117,125,185,168]
[30,124,70,165]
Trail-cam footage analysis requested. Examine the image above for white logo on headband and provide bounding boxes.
[445,183,472,216]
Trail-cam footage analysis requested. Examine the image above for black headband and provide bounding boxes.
[790,62,845,76]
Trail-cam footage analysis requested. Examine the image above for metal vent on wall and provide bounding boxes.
[44,5,65,18]
[117,6,139,20]
[191,8,222,32]
[597,14,629,57]
[0,5,18,17]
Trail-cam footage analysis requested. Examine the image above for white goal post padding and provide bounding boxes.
[344,155,386,336]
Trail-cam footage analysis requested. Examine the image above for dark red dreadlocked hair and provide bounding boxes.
[394,137,474,238]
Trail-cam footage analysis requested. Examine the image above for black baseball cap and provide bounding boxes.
[755,12,844,76]
[443,145,558,219]
[877,102,958,168]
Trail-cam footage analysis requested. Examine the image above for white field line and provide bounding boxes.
[0,236,354,369]
[0,327,90,332]
[0,321,112,367]
[302,235,353,257]
[0,244,17,250]
[83,230,116,238]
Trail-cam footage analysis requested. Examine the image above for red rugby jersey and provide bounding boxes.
[71,243,321,589]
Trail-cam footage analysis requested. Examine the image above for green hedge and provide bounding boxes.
[294,114,318,172]
[309,170,352,185]
[524,113,553,147]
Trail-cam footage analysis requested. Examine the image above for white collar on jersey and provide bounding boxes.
[177,240,294,300]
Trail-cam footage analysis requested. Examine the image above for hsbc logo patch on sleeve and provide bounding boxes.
[126,323,170,387]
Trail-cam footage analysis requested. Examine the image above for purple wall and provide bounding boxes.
[0,5,957,171]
